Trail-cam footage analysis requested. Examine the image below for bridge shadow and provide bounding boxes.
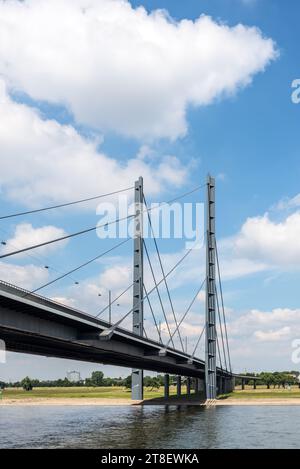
[136,393,207,406]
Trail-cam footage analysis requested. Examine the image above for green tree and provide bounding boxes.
[143,376,152,388]
[90,371,104,387]
[21,376,33,391]
[150,377,161,391]
[259,372,274,389]
[124,375,132,389]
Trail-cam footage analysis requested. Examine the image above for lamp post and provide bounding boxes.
[98,290,120,324]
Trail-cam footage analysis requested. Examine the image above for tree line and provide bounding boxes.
[235,371,300,388]
[0,371,171,391]
[1,370,299,392]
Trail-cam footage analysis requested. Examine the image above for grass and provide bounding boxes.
[220,385,300,400]
[1,385,188,400]
[3,384,300,401]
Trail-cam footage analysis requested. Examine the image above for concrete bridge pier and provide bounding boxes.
[253,379,257,390]
[164,374,169,399]
[186,377,191,396]
[225,376,235,394]
[194,378,199,394]
[226,377,231,394]
[217,375,223,395]
[132,369,143,400]
[231,377,235,392]
[241,378,245,390]
[177,375,182,397]
[194,377,204,395]
[222,377,227,394]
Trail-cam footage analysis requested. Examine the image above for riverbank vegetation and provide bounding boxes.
[0,372,168,391]
[221,385,300,400]
[235,371,300,389]
[1,385,184,400]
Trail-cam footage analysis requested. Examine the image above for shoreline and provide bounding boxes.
[215,398,300,406]
[2,397,300,406]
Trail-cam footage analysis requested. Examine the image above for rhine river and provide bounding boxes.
[0,405,299,449]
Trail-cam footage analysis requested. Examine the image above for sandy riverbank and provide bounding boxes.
[216,398,300,406]
[0,398,138,406]
[2,397,300,406]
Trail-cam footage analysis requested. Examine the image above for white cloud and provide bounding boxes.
[0,79,188,206]
[221,306,300,371]
[254,327,291,342]
[197,290,206,303]
[228,307,300,338]
[50,296,77,308]
[226,212,300,268]
[0,0,277,140]
[46,259,133,320]
[0,261,49,290]
[193,197,300,282]
[99,265,131,290]
[0,223,68,258]
[156,243,268,289]
[276,193,300,211]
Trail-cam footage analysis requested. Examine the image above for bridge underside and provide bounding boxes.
[0,282,234,395]
[1,325,206,378]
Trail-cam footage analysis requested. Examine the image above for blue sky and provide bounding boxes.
[1,0,300,380]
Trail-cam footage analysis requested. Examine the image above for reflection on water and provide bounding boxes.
[0,405,299,449]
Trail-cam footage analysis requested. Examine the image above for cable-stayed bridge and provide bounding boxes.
[0,175,251,401]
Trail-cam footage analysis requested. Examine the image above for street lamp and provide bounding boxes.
[98,290,120,324]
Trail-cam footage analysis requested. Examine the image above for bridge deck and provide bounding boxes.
[0,281,235,380]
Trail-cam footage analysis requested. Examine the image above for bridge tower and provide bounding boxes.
[131,176,144,400]
[205,174,217,400]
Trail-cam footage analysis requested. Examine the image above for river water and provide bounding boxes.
[0,405,299,449]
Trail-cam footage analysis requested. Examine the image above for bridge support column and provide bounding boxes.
[226,377,233,393]
[232,377,235,392]
[186,377,191,396]
[194,378,201,395]
[222,378,226,394]
[222,377,226,394]
[164,374,169,399]
[194,378,198,394]
[177,376,181,397]
[241,379,245,390]
[217,375,223,395]
[253,379,256,390]
[205,175,217,400]
[132,176,144,401]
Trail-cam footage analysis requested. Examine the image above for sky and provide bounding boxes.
[1,0,300,381]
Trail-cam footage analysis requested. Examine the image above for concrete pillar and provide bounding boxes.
[199,379,205,393]
[164,374,169,399]
[131,177,144,401]
[232,377,235,392]
[219,377,223,394]
[222,377,226,394]
[216,375,221,396]
[253,379,257,390]
[187,377,191,395]
[241,379,245,390]
[205,175,217,400]
[177,375,181,397]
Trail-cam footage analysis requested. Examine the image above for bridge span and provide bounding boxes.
[0,281,235,396]
[0,174,254,400]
